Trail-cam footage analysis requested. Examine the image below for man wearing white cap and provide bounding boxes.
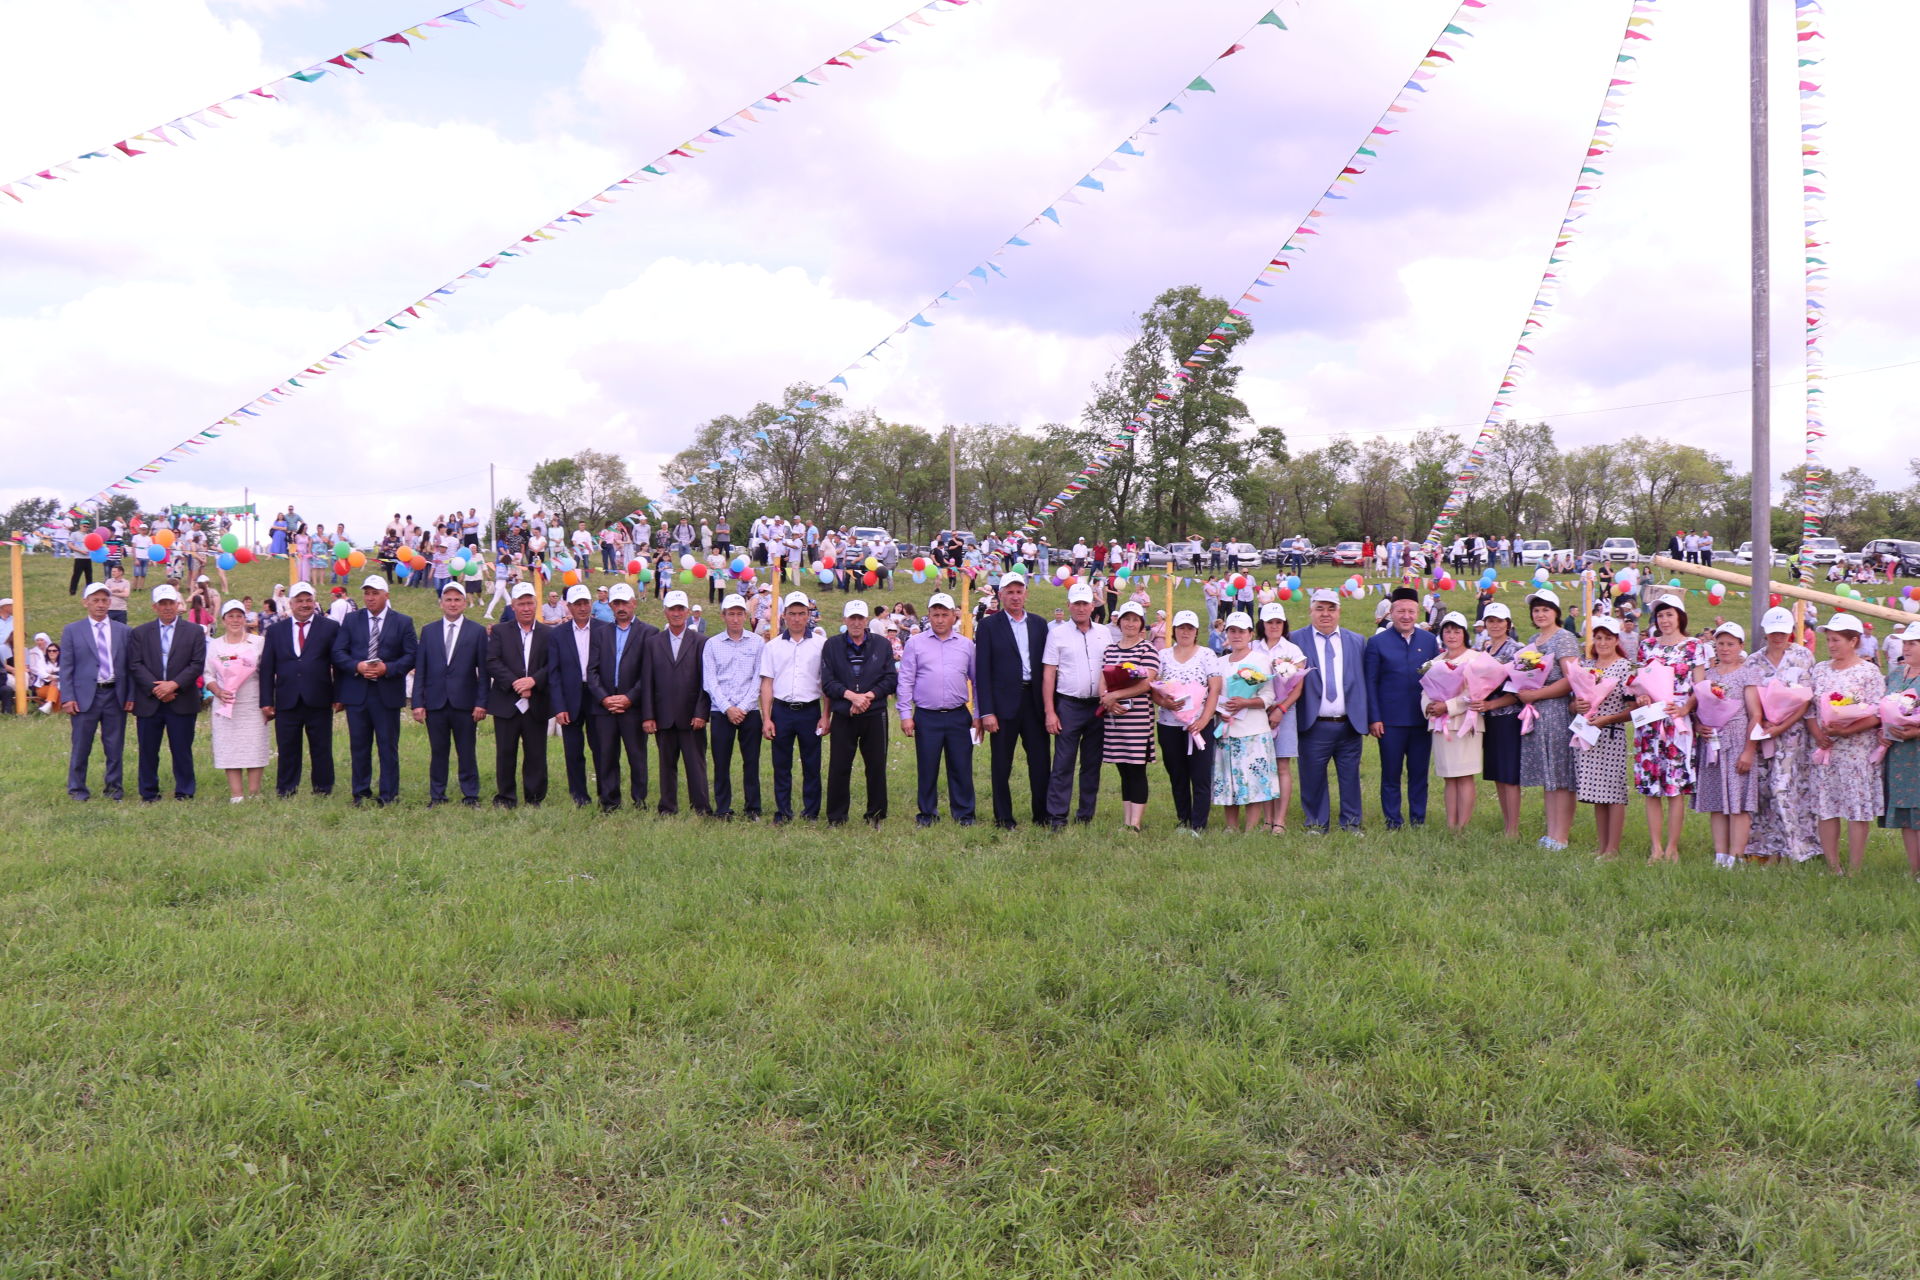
[58,582,133,800]
[412,581,490,807]
[898,591,977,826]
[974,571,1051,829]
[1040,583,1113,828]
[549,583,607,807]
[586,581,658,812]
[639,588,711,816]
[758,591,829,824]
[820,599,898,826]
[1296,587,1369,833]
[703,592,766,820]
[258,581,341,798]
[330,573,417,806]
[485,582,555,807]
[130,583,208,802]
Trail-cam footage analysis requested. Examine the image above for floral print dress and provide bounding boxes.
[1882,664,1920,831]
[1746,644,1819,862]
[1632,636,1705,798]
[1809,659,1887,823]
[1518,627,1582,792]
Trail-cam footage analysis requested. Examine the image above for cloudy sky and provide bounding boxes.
[3,0,1913,538]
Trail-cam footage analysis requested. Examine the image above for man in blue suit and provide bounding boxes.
[257,580,340,797]
[1364,586,1441,830]
[412,581,489,806]
[58,582,133,800]
[973,572,1052,830]
[330,573,416,806]
[549,583,608,807]
[1294,588,1369,833]
[129,583,207,802]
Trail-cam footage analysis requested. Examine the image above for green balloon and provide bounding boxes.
[680,569,695,584]
[219,532,239,553]
[332,540,351,559]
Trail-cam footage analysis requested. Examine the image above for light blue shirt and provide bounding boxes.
[612,622,633,673]
[1007,610,1032,681]
[703,629,765,712]
[158,619,175,670]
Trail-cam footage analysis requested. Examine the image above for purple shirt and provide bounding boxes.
[897,628,975,717]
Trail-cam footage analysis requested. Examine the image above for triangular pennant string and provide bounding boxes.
[1797,0,1827,580]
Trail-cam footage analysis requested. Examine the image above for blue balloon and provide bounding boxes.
[730,555,749,574]
[1286,575,1301,591]
[394,562,413,580]
[89,546,108,563]
[818,570,835,585]
[912,570,926,584]
[146,544,167,563]
[217,553,237,571]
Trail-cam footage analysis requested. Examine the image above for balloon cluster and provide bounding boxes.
[1338,575,1366,598]
[1705,580,1726,606]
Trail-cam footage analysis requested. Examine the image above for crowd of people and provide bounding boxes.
[25,555,1920,877]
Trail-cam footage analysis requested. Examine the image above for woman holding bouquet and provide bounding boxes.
[1153,610,1222,834]
[1692,621,1762,866]
[1474,603,1525,838]
[1517,589,1581,850]
[1746,606,1819,864]
[205,598,268,802]
[1425,612,1485,832]
[1631,595,1706,864]
[1212,611,1280,832]
[1254,604,1305,832]
[1101,602,1161,833]
[1570,617,1635,859]
[1880,622,1920,877]
[1809,614,1886,875]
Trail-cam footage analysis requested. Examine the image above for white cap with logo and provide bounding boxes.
[843,599,870,618]
[565,584,591,603]
[722,593,747,611]
[1761,606,1795,634]
[151,585,181,604]
[290,581,316,598]
[510,583,537,600]
[929,592,957,610]
[663,590,690,609]
[608,583,635,602]
[1067,584,1094,604]
[362,574,390,592]
[782,591,811,611]
[1173,609,1200,629]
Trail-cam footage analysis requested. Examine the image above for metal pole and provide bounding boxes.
[10,542,27,716]
[1748,0,1772,644]
[489,462,497,557]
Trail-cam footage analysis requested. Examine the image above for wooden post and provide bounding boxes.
[1166,567,1175,632]
[10,541,26,716]
[1647,555,1910,626]
[960,571,972,639]
[1580,568,1595,658]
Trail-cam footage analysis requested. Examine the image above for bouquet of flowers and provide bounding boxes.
[1268,656,1306,705]
[1692,678,1743,765]
[1151,680,1211,753]
[1419,657,1467,736]
[1503,648,1551,735]
[1813,689,1879,766]
[1099,659,1157,717]
[1213,663,1271,737]
[1564,663,1621,752]
[1871,687,1920,764]
[210,647,258,720]
[1751,677,1814,759]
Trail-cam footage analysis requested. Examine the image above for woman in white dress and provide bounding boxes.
[205,599,269,801]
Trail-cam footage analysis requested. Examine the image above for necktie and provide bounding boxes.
[95,621,112,680]
[296,620,307,657]
[445,620,457,664]
[368,611,382,655]
[160,623,172,673]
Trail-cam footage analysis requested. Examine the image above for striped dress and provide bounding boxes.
[1101,639,1161,766]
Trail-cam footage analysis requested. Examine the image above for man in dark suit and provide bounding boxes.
[58,582,132,800]
[129,583,207,801]
[973,571,1051,829]
[330,574,416,806]
[639,589,710,816]
[548,583,607,807]
[586,581,658,813]
[819,598,897,826]
[1295,588,1370,833]
[257,580,340,797]
[412,581,489,807]
[485,582,553,807]
[1363,586,1441,830]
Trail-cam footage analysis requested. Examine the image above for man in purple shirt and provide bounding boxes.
[897,592,977,826]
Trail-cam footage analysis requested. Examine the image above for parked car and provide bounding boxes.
[1599,537,1639,563]
[847,525,889,550]
[1801,536,1845,566]
[1157,539,1204,568]
[1331,541,1365,567]
[1260,547,1285,566]
[1516,539,1554,567]
[1223,541,1262,570]
[1859,538,1920,576]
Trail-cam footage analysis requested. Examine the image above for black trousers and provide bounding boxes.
[345,702,402,802]
[591,711,650,810]
[988,687,1050,826]
[769,700,821,819]
[827,710,888,823]
[424,706,480,802]
[912,706,975,821]
[1045,696,1104,822]
[274,702,335,796]
[1157,725,1215,830]
[560,716,594,804]
[492,710,547,805]
[68,557,93,594]
[1114,762,1149,804]
[136,711,197,800]
[655,726,709,815]
[710,709,762,817]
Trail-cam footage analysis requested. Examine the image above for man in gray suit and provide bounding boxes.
[129,583,208,802]
[59,582,133,800]
[1295,587,1370,834]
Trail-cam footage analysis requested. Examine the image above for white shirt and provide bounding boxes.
[440,615,462,660]
[760,630,826,702]
[328,598,350,622]
[1308,626,1346,718]
[1042,620,1113,699]
[515,624,537,712]
[570,620,594,675]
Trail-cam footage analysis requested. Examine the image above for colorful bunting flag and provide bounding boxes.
[1798,0,1827,582]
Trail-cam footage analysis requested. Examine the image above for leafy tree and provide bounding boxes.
[527,449,644,531]
[1473,420,1558,536]
[3,496,62,537]
[1620,437,1732,547]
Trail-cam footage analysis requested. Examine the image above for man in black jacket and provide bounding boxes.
[638,589,710,816]
[586,581,658,812]
[485,583,552,807]
[257,581,340,797]
[129,584,207,801]
[820,598,898,826]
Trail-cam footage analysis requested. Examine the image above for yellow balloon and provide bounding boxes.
[864,556,879,571]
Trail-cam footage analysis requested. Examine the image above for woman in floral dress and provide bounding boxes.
[1808,615,1886,875]
[1473,603,1524,839]
[1212,612,1280,831]
[1691,621,1763,866]
[1630,595,1706,864]
[1516,590,1582,850]
[1745,606,1819,864]
[1570,617,1635,859]
[1253,605,1305,833]
[1880,623,1920,878]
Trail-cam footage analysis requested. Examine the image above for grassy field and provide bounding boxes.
[5,551,1920,1277]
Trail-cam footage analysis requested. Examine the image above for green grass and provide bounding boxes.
[5,552,1920,1277]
